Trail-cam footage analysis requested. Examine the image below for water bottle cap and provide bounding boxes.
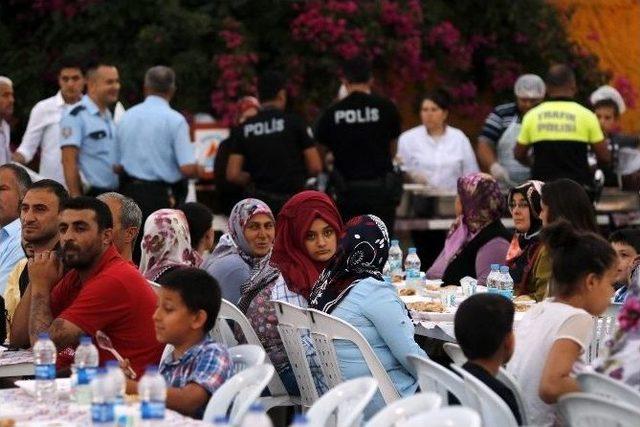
[105,360,119,368]
[145,364,159,374]
[80,335,92,344]
[249,402,265,412]
[214,415,230,424]
[408,247,417,254]
[391,239,399,245]
[37,332,50,339]
[491,264,500,270]
[500,266,509,273]
[292,413,309,424]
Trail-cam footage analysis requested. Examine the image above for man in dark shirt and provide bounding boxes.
[315,57,402,231]
[227,71,322,214]
[454,293,523,425]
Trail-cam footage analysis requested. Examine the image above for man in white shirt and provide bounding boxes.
[0,76,14,166]
[12,62,85,186]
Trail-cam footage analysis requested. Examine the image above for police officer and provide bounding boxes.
[115,66,197,221]
[315,56,402,230]
[60,62,120,197]
[227,71,322,214]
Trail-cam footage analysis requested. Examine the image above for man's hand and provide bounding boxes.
[28,250,63,293]
[489,162,513,185]
[408,171,429,185]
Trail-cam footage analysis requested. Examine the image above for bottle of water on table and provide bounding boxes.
[388,239,403,280]
[73,334,99,404]
[34,332,57,403]
[486,264,500,294]
[106,360,126,405]
[91,367,116,424]
[139,365,167,423]
[404,247,421,291]
[499,266,514,300]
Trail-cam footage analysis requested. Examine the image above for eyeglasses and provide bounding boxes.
[509,202,529,210]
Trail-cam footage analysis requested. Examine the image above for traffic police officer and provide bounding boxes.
[315,56,402,230]
[60,63,120,197]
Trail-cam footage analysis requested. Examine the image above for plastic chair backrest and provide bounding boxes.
[229,344,266,375]
[587,303,622,363]
[213,299,288,397]
[496,367,529,425]
[202,364,275,425]
[407,354,467,406]
[577,371,640,407]
[272,300,320,406]
[450,365,518,427]
[307,308,401,404]
[306,377,378,427]
[397,407,481,427]
[442,343,467,366]
[558,392,640,427]
[364,393,442,427]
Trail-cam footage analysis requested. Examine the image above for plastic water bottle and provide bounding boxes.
[73,335,99,404]
[91,367,116,424]
[241,402,273,427]
[404,247,421,290]
[486,264,501,294]
[500,266,514,300]
[106,360,126,404]
[388,240,403,279]
[289,413,309,427]
[34,332,57,403]
[139,365,167,422]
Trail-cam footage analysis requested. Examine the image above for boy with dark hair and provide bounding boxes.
[126,267,233,419]
[609,229,640,302]
[454,293,522,425]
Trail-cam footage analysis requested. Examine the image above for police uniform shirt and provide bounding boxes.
[231,107,313,194]
[517,98,604,186]
[315,91,401,181]
[60,94,119,190]
[116,95,195,183]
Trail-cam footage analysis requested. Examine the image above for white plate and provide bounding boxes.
[0,345,6,358]
[14,378,72,398]
[410,310,455,322]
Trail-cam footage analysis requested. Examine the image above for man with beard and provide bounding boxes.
[5,180,68,341]
[11,197,162,376]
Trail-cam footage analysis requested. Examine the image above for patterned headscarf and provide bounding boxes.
[270,191,343,299]
[139,209,202,281]
[309,215,389,313]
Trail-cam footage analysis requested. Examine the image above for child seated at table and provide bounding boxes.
[125,267,234,419]
[454,293,522,425]
[608,228,640,303]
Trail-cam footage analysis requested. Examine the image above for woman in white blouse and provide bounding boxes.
[398,90,479,191]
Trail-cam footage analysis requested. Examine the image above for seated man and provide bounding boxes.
[609,229,640,303]
[12,197,162,376]
[126,267,233,418]
[454,293,522,425]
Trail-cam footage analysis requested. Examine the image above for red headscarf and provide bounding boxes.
[270,191,343,299]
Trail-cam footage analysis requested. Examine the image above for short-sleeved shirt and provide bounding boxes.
[116,95,195,183]
[480,102,520,144]
[315,91,401,181]
[517,99,604,185]
[50,245,163,377]
[160,338,233,418]
[59,95,119,190]
[231,107,313,194]
[0,218,25,295]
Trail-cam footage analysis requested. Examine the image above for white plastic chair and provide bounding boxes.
[307,308,401,404]
[443,343,467,366]
[397,407,481,427]
[558,392,640,427]
[212,298,300,409]
[229,344,266,374]
[272,300,320,406]
[588,303,622,363]
[577,371,640,407]
[202,364,275,425]
[306,377,378,427]
[364,393,442,427]
[407,354,467,406]
[496,367,529,425]
[450,364,518,427]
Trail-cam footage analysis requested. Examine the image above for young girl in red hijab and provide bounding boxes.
[244,190,343,395]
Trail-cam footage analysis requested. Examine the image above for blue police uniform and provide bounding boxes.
[60,95,119,192]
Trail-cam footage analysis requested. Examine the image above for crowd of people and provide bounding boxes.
[0,55,639,425]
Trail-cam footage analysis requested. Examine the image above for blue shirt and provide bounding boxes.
[116,95,195,183]
[60,95,119,189]
[0,218,25,295]
[330,277,426,419]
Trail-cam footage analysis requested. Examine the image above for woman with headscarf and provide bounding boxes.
[201,198,276,304]
[427,173,512,286]
[246,190,343,395]
[139,209,202,283]
[506,180,545,299]
[309,215,425,419]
